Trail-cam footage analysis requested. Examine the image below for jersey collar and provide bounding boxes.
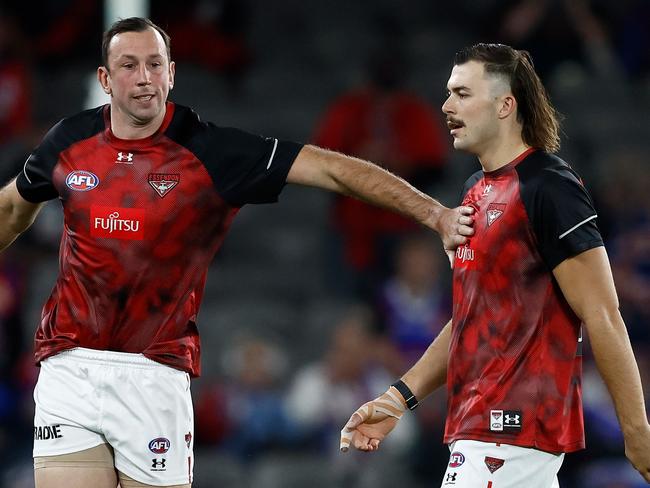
[103,101,176,149]
[484,147,536,178]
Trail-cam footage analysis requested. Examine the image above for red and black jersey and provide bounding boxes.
[16,102,302,376]
[444,148,603,453]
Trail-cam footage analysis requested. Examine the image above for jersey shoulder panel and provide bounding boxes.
[516,151,603,269]
[164,104,303,207]
[459,169,483,204]
[16,106,105,202]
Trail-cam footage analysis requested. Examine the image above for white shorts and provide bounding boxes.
[33,348,194,486]
[441,440,565,488]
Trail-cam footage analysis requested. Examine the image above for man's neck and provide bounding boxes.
[110,104,166,140]
[477,134,530,173]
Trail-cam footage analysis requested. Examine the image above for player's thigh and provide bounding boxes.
[118,472,190,487]
[440,440,564,488]
[35,468,117,488]
[34,443,117,488]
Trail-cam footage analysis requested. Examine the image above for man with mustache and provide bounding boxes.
[0,17,474,488]
[341,43,650,487]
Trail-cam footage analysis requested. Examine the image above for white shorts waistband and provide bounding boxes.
[50,347,164,369]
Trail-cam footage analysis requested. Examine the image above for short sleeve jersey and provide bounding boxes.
[445,148,603,453]
[16,102,303,376]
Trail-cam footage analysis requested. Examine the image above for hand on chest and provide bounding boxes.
[463,178,519,236]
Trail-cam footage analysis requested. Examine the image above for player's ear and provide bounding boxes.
[169,60,175,91]
[97,66,112,95]
[498,94,516,120]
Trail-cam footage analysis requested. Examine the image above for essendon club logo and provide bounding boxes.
[486,203,506,226]
[148,173,180,198]
[90,205,144,240]
[490,410,503,431]
[484,456,505,473]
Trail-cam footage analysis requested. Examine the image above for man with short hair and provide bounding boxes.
[0,17,474,488]
[340,43,650,487]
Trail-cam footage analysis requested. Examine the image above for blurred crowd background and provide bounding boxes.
[0,0,649,487]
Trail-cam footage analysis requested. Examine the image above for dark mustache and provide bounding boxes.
[446,117,464,126]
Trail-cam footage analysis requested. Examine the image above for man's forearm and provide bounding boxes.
[0,180,42,252]
[587,312,649,435]
[401,319,452,400]
[292,145,444,229]
[0,209,30,251]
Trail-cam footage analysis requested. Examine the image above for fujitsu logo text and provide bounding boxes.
[456,245,475,263]
[90,205,144,241]
[94,211,140,234]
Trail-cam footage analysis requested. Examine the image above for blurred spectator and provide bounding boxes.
[374,234,451,371]
[579,457,650,488]
[611,0,650,81]
[285,306,415,450]
[594,147,650,346]
[6,0,101,67]
[216,337,297,460]
[285,306,417,484]
[0,254,32,475]
[152,0,251,89]
[192,378,230,448]
[480,0,623,81]
[0,256,26,381]
[371,235,452,483]
[582,359,624,450]
[313,39,448,297]
[610,226,650,344]
[0,11,32,147]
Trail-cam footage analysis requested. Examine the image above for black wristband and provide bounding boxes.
[391,380,419,411]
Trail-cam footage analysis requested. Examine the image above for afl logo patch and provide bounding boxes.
[449,451,465,468]
[149,437,170,454]
[66,170,99,191]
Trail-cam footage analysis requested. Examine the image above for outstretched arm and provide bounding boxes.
[340,319,452,452]
[287,145,474,255]
[554,247,650,483]
[0,179,44,252]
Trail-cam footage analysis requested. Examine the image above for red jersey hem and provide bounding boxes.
[34,343,76,367]
[443,432,585,454]
[35,343,197,376]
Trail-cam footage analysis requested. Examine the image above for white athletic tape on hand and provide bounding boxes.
[339,387,406,452]
[340,426,353,452]
[378,389,406,418]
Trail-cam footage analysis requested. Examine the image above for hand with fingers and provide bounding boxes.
[340,386,405,453]
[434,205,474,267]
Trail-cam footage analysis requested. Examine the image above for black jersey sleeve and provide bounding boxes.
[15,107,105,203]
[518,159,603,270]
[165,105,303,206]
[15,122,64,202]
[203,125,303,206]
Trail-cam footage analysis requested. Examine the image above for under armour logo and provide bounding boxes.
[502,410,522,430]
[445,472,458,484]
[505,414,520,424]
[116,152,134,163]
[483,184,492,195]
[152,458,166,468]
